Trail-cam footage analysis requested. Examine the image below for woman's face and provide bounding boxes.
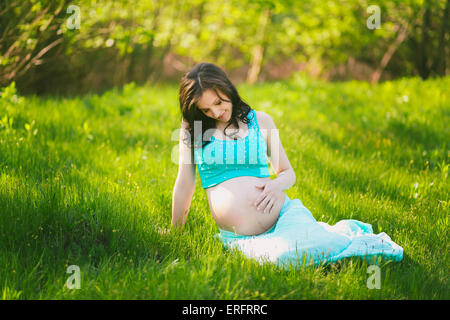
[196,89,232,126]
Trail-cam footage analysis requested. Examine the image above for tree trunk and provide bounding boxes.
[431,0,449,76]
[419,3,432,79]
[371,22,409,84]
[246,9,271,84]
[149,43,172,84]
[144,4,162,84]
[149,2,180,84]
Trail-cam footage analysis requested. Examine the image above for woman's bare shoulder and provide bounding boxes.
[180,118,190,129]
[254,110,275,130]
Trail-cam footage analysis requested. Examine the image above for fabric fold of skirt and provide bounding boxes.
[216,194,403,268]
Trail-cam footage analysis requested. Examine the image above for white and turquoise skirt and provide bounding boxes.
[217,194,403,268]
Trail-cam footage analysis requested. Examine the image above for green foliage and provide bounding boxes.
[0,0,448,93]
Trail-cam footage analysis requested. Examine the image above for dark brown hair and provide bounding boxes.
[178,62,252,161]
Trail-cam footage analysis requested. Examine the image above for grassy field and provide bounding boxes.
[0,74,448,299]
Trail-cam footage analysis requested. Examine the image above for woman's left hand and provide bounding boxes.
[254,180,284,214]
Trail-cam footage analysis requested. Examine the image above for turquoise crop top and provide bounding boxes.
[194,109,270,189]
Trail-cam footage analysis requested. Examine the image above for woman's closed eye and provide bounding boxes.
[201,100,222,115]
[203,101,221,114]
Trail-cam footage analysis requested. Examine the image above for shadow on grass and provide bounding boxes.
[300,147,414,209]
[0,165,195,298]
[386,252,449,299]
[311,119,447,171]
[384,118,447,152]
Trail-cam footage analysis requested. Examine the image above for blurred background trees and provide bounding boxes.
[1,0,448,95]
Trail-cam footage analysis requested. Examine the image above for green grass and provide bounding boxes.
[0,74,448,299]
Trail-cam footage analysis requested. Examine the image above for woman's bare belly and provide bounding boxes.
[206,176,286,236]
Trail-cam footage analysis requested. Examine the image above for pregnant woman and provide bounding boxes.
[172,62,403,268]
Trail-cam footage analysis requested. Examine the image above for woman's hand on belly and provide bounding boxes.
[253,180,286,214]
[206,176,286,235]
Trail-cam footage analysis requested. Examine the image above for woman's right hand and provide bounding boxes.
[254,180,286,215]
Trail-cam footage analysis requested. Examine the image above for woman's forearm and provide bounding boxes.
[171,181,195,228]
[272,168,296,191]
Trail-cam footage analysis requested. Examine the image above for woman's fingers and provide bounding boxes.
[253,184,266,207]
[258,195,276,213]
[265,198,275,214]
[254,191,267,208]
[256,194,270,212]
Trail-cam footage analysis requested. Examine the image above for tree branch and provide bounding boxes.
[371,22,409,83]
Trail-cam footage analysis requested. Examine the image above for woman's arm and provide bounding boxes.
[271,168,296,191]
[254,111,296,213]
[171,120,196,228]
[259,111,296,190]
[171,174,195,228]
